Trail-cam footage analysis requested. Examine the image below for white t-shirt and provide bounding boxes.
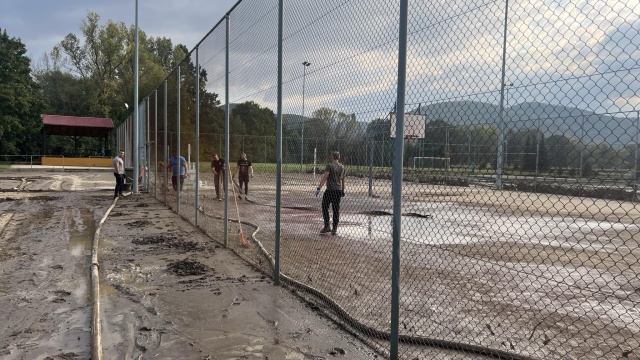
[113,157,124,174]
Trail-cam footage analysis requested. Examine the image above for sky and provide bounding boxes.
[0,0,239,62]
[1,0,639,122]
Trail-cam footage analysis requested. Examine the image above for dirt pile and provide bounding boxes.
[167,259,210,276]
[131,234,203,251]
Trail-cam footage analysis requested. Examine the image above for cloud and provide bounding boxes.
[2,0,237,61]
[611,95,640,113]
[7,0,637,120]
[193,0,639,123]
[506,0,640,113]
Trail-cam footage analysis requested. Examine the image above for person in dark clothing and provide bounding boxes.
[316,151,346,235]
[113,149,125,199]
[211,154,225,201]
[236,153,253,199]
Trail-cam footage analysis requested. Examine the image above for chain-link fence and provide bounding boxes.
[116,0,640,358]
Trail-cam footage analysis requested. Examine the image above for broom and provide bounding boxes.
[228,171,251,248]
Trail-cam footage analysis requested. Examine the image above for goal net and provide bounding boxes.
[413,157,450,170]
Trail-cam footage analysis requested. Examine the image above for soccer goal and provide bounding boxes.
[413,157,450,170]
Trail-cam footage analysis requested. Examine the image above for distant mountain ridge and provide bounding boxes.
[411,100,636,145]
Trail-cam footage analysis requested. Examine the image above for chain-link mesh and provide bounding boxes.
[115,0,640,358]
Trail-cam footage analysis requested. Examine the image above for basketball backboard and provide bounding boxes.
[389,113,426,139]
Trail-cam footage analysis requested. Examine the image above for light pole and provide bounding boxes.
[300,61,311,174]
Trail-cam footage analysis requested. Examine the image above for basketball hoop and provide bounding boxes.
[389,114,426,139]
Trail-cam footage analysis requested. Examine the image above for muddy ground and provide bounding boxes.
[0,170,382,359]
[158,171,640,360]
[3,168,638,360]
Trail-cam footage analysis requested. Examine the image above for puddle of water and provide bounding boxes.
[68,208,94,257]
[72,269,120,304]
[73,272,90,302]
[73,268,118,302]
[340,213,444,243]
[67,208,115,300]
[99,270,117,297]
[0,212,14,269]
[337,203,638,249]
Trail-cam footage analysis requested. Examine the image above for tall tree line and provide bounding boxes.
[0,13,191,157]
[35,13,189,156]
[0,29,46,155]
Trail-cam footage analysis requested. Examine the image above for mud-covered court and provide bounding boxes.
[1,169,639,359]
[0,170,380,359]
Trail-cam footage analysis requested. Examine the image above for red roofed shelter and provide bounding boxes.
[41,114,114,157]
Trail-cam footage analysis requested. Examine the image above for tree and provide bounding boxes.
[32,13,194,156]
[365,118,393,167]
[471,125,498,169]
[522,135,536,171]
[588,142,624,170]
[333,112,359,141]
[0,29,46,155]
[229,101,276,162]
[424,119,450,158]
[37,12,187,124]
[547,135,573,170]
[366,118,391,140]
[538,135,549,172]
[309,107,337,136]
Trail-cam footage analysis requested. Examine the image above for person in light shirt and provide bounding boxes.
[112,150,125,199]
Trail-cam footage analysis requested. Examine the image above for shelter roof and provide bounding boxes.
[41,114,114,137]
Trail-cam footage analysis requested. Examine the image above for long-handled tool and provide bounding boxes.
[228,171,251,248]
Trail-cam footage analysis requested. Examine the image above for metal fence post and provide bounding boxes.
[391,0,409,358]
[535,120,540,179]
[133,0,139,196]
[154,89,157,199]
[176,65,181,214]
[164,80,168,206]
[495,0,510,190]
[146,97,150,192]
[369,137,374,197]
[635,111,639,200]
[274,0,284,286]
[195,47,200,227]
[223,13,230,248]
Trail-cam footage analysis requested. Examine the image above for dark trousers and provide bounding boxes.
[114,172,124,196]
[322,190,342,229]
[172,175,184,191]
[239,175,249,195]
[214,172,225,198]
